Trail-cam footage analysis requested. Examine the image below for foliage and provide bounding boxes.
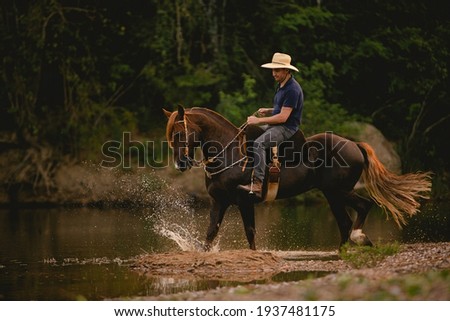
[340,243,400,268]
[297,60,358,136]
[1,0,449,195]
[0,1,137,157]
[216,74,260,126]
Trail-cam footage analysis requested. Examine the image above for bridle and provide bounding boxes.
[172,114,251,178]
[173,118,201,168]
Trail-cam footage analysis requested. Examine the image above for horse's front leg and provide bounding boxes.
[204,198,230,251]
[238,200,256,250]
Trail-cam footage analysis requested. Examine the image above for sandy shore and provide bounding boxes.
[130,242,450,300]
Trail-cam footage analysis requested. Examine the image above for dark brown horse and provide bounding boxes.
[163,106,432,250]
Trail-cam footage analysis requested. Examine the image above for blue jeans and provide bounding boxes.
[252,125,298,181]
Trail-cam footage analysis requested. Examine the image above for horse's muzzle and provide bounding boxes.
[175,155,193,172]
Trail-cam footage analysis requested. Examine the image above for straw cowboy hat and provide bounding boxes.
[261,52,299,72]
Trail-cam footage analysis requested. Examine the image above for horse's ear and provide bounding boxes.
[162,108,172,119]
[177,104,185,119]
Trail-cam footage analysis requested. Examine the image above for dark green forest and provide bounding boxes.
[1,0,449,198]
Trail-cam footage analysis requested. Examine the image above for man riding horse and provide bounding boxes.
[238,52,304,197]
[163,53,431,251]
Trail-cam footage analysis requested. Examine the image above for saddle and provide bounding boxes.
[242,125,309,201]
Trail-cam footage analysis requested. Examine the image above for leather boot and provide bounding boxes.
[238,178,263,196]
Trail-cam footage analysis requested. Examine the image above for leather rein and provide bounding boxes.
[174,115,250,178]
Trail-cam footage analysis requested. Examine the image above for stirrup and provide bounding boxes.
[248,178,255,194]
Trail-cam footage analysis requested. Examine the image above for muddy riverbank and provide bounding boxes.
[130,242,450,300]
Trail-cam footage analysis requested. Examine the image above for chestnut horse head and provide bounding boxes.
[163,105,202,172]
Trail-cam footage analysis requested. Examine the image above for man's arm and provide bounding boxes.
[248,106,292,125]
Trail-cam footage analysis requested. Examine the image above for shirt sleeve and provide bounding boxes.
[282,88,299,109]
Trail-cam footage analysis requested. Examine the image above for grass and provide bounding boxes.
[340,242,400,268]
[336,270,450,300]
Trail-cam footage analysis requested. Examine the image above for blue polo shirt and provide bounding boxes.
[272,76,303,131]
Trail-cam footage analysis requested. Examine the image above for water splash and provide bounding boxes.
[154,221,205,252]
[74,163,218,252]
[150,209,220,253]
[135,174,220,252]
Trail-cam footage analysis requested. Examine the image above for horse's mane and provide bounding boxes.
[189,107,239,130]
[165,107,238,143]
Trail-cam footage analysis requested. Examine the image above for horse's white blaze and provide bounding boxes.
[350,228,366,245]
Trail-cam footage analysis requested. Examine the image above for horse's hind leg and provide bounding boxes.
[205,199,230,251]
[323,190,353,248]
[238,201,256,250]
[343,191,374,246]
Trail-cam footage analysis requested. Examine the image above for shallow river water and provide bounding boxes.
[0,200,447,300]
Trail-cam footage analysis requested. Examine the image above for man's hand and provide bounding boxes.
[248,106,292,126]
[257,108,272,116]
[247,115,260,125]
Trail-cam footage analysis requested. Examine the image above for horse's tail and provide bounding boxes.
[357,142,432,228]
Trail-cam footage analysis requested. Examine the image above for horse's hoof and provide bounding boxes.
[350,229,373,246]
[203,242,212,252]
